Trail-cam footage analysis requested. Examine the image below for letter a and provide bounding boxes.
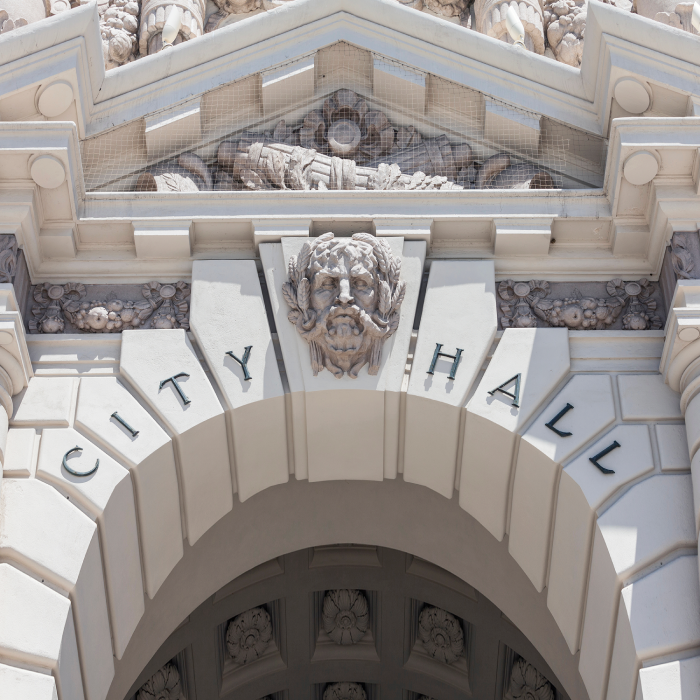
[487,373,521,408]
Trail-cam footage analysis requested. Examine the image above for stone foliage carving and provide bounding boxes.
[322,589,370,645]
[0,235,19,283]
[507,658,554,700]
[323,683,367,700]
[543,0,586,67]
[417,605,464,664]
[141,89,554,193]
[498,279,662,330]
[136,662,181,700]
[282,232,405,379]
[475,0,545,54]
[671,232,695,279]
[98,0,140,70]
[29,281,190,334]
[226,607,273,664]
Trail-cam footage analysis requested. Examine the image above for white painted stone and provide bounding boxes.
[11,377,78,427]
[37,81,74,119]
[623,152,659,186]
[493,218,553,257]
[190,260,289,501]
[373,57,426,113]
[144,100,201,159]
[75,377,183,598]
[2,428,37,477]
[120,330,233,544]
[509,374,616,592]
[404,261,496,498]
[36,428,144,660]
[691,449,700,534]
[133,221,191,260]
[30,155,66,190]
[0,663,58,700]
[579,475,696,700]
[614,78,650,115]
[460,328,570,541]
[636,655,700,700]
[261,56,314,114]
[608,556,700,700]
[547,424,654,654]
[0,564,84,700]
[655,424,690,471]
[618,374,682,420]
[0,479,114,700]
[683,393,700,459]
[251,219,310,251]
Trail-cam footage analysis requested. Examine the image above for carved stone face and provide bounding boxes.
[283,233,405,379]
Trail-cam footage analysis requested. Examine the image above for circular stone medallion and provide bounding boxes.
[159,284,177,299]
[30,155,66,190]
[623,151,658,186]
[37,81,75,118]
[327,120,362,156]
[614,78,651,114]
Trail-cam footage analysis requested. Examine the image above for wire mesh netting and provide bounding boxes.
[81,42,606,193]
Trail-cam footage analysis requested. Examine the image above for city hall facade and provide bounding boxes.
[1,1,700,699]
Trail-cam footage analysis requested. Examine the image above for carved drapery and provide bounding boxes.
[322,589,370,645]
[136,662,182,700]
[498,278,662,330]
[417,606,464,664]
[225,607,273,665]
[283,232,406,379]
[29,281,190,334]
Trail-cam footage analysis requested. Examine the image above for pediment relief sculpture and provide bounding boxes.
[418,605,465,664]
[498,278,662,330]
[282,232,406,379]
[138,89,554,193]
[226,607,273,665]
[29,281,190,333]
[322,589,370,645]
[136,662,182,700]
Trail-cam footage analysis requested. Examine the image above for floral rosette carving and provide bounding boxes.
[508,657,554,700]
[323,682,367,700]
[607,278,662,331]
[322,589,370,645]
[282,232,405,378]
[136,662,181,700]
[226,607,273,664]
[417,605,464,664]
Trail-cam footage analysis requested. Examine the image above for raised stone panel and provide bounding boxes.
[74,377,184,599]
[404,261,496,498]
[618,374,682,420]
[2,427,38,477]
[459,328,570,541]
[509,374,616,592]
[36,428,144,660]
[373,57,426,113]
[11,376,78,427]
[607,556,700,700]
[636,655,700,700]
[0,479,114,700]
[133,221,192,260]
[261,56,314,115]
[144,99,201,160]
[120,330,233,544]
[578,475,696,700]
[655,424,691,471]
[190,260,289,502]
[0,663,58,700]
[547,425,655,654]
[0,564,84,700]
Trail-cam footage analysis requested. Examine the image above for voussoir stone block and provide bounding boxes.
[547,424,654,654]
[636,655,700,699]
[36,428,144,660]
[2,427,38,477]
[618,374,682,421]
[404,260,496,498]
[190,260,289,501]
[509,373,616,592]
[579,475,696,700]
[0,663,58,700]
[607,556,700,700]
[0,479,114,700]
[11,377,78,427]
[120,329,233,544]
[655,424,691,472]
[460,327,570,541]
[75,377,184,599]
[0,564,84,700]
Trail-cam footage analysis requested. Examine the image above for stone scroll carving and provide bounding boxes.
[226,607,273,665]
[498,279,662,330]
[29,281,190,334]
[0,235,19,283]
[136,662,182,700]
[322,589,370,645]
[417,605,464,664]
[671,232,696,279]
[140,89,554,193]
[282,232,405,379]
[323,683,368,700]
[507,657,554,700]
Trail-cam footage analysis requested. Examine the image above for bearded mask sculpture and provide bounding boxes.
[283,233,406,379]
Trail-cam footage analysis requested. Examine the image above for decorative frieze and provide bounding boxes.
[498,278,662,331]
[417,605,464,664]
[136,662,182,700]
[323,682,367,700]
[283,232,405,378]
[225,607,273,664]
[29,281,190,334]
[322,589,370,645]
[507,657,554,700]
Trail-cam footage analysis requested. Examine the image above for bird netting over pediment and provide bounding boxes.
[80,43,606,193]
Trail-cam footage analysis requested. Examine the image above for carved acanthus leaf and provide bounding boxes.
[322,589,370,645]
[508,658,554,700]
[136,662,181,700]
[417,605,464,664]
[226,607,273,665]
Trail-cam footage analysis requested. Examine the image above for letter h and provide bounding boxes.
[428,343,463,380]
